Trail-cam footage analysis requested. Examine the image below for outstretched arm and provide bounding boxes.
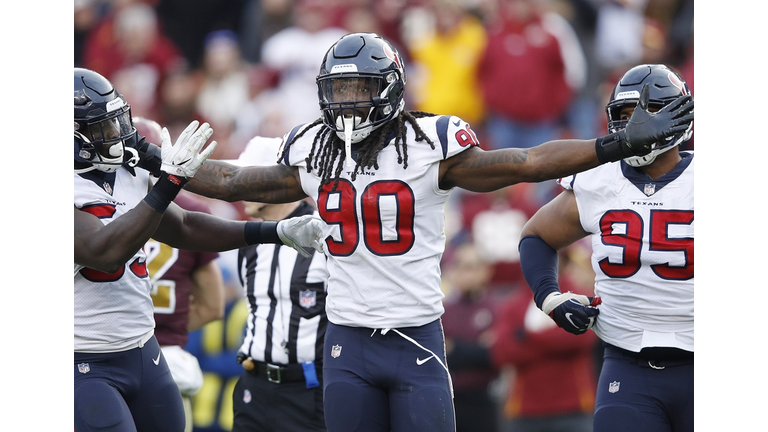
[153,205,325,257]
[441,88,693,192]
[440,139,601,191]
[185,161,307,204]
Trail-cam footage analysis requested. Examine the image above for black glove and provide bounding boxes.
[124,132,162,177]
[541,292,602,335]
[596,84,694,163]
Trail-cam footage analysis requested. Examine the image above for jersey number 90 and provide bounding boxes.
[317,179,415,257]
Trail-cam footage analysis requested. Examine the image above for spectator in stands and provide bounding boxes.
[406,0,487,126]
[441,241,501,432]
[259,0,347,127]
[491,244,599,432]
[83,0,186,119]
[196,29,251,157]
[478,0,587,150]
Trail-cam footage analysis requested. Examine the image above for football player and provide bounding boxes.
[73,68,324,432]
[181,34,694,432]
[518,64,694,432]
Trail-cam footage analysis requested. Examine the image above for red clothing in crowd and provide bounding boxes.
[478,14,575,123]
[491,284,598,418]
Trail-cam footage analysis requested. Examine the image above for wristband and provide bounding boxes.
[594,131,629,164]
[132,136,163,177]
[143,172,187,213]
[518,235,561,309]
[244,221,281,245]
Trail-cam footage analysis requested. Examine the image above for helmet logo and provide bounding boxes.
[615,90,640,101]
[106,97,125,113]
[383,44,402,71]
[330,64,358,73]
[667,72,686,94]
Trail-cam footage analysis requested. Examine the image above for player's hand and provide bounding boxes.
[623,84,694,156]
[541,291,601,335]
[160,120,218,178]
[277,215,326,258]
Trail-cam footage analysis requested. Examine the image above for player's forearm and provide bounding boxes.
[185,160,246,202]
[518,235,561,309]
[523,139,601,182]
[186,162,307,204]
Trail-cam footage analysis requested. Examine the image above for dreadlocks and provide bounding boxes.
[278,111,438,192]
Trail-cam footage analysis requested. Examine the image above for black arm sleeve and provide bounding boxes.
[518,234,561,309]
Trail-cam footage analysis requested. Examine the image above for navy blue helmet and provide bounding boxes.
[606,64,693,167]
[317,33,406,144]
[74,68,137,173]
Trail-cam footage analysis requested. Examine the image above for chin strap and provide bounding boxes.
[124,146,140,167]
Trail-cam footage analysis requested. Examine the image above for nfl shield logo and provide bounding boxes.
[643,183,656,196]
[609,381,620,393]
[243,389,252,404]
[331,344,342,358]
[299,290,316,309]
[78,363,90,374]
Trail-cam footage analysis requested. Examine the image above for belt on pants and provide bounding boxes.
[605,344,694,370]
[245,360,320,384]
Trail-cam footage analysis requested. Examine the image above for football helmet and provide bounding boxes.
[606,64,692,167]
[74,67,137,173]
[317,32,406,145]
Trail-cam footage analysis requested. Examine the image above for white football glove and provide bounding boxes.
[276,215,326,258]
[541,291,601,335]
[160,120,218,178]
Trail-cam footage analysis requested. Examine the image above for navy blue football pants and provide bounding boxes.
[593,344,693,432]
[74,335,185,432]
[323,319,456,432]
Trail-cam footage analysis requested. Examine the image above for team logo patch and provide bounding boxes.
[78,363,90,374]
[331,344,342,358]
[299,290,316,309]
[643,183,656,196]
[243,389,252,404]
[609,381,620,393]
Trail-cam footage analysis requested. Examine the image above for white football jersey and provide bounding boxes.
[74,168,155,352]
[282,115,479,328]
[558,152,694,352]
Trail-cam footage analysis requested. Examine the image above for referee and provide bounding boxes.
[230,137,329,432]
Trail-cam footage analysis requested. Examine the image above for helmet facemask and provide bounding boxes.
[319,72,405,141]
[318,71,405,168]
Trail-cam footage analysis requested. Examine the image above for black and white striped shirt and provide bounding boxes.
[237,201,329,365]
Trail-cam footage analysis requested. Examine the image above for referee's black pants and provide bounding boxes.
[231,367,325,432]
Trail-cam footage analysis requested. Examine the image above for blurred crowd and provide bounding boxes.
[74,0,693,430]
